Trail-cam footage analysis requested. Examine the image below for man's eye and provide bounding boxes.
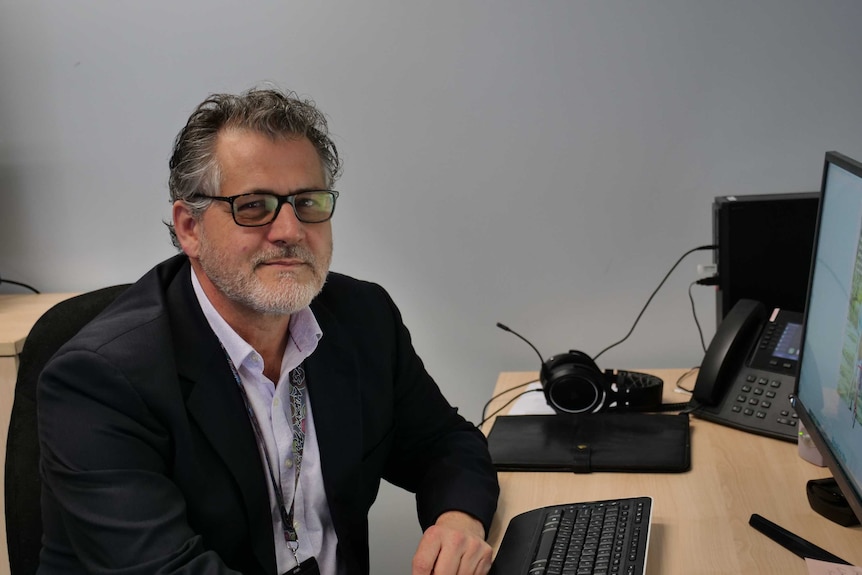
[236,199,267,211]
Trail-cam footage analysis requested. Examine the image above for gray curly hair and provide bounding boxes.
[166,87,342,248]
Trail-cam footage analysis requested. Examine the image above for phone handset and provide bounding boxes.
[692,299,768,406]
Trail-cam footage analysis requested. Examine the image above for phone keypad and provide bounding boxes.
[696,368,798,442]
[728,370,798,436]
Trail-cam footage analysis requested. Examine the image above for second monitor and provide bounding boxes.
[713,192,819,321]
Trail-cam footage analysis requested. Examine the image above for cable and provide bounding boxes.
[688,280,707,353]
[478,378,541,429]
[674,366,699,394]
[678,274,717,393]
[0,276,40,294]
[477,388,543,429]
[593,244,716,361]
[646,400,691,413]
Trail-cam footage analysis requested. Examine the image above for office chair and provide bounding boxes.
[4,285,129,575]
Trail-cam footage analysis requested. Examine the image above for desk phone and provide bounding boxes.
[690,299,802,442]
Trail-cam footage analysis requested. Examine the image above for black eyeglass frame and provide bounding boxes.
[189,190,340,226]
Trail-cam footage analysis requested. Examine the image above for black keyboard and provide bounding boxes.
[490,497,652,575]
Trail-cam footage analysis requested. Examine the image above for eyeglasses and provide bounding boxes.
[191,190,339,226]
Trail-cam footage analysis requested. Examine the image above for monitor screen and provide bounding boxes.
[796,151,862,525]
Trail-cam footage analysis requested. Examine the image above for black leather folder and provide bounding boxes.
[487,412,691,473]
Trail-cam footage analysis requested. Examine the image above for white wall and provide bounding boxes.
[2,1,862,572]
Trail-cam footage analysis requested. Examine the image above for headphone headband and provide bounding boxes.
[603,370,664,411]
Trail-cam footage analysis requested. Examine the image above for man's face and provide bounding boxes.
[179,129,333,316]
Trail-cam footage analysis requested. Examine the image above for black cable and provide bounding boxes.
[478,378,541,429]
[647,400,691,413]
[477,389,543,429]
[674,366,699,394]
[0,276,40,294]
[678,275,716,393]
[593,244,716,362]
[688,280,707,353]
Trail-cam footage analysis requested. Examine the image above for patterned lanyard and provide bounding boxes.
[221,346,307,545]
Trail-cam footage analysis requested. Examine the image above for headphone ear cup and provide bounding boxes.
[543,351,607,414]
[560,350,601,373]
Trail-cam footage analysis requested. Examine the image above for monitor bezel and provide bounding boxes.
[793,150,862,525]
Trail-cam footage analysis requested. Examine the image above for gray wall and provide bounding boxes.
[3,1,862,572]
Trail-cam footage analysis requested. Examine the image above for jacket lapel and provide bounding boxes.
[304,301,364,559]
[165,263,277,575]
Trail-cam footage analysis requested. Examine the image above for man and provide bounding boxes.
[37,88,499,574]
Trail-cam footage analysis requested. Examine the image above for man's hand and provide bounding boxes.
[412,510,493,575]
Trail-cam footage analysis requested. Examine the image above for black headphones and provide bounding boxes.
[541,350,665,414]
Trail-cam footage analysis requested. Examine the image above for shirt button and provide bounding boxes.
[273,398,280,407]
[285,459,293,469]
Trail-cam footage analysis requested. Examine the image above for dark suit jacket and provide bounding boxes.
[37,255,499,574]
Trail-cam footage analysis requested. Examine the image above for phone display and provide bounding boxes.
[749,318,802,373]
[770,322,802,362]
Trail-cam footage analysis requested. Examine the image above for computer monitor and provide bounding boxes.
[795,151,862,525]
[713,192,819,322]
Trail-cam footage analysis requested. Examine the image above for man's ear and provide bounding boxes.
[172,201,201,258]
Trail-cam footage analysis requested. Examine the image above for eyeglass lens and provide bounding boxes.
[233,192,336,225]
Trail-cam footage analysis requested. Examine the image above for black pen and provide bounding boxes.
[749,513,852,566]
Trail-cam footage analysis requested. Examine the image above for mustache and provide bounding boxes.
[252,245,317,267]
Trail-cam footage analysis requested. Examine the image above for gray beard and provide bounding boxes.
[197,241,331,316]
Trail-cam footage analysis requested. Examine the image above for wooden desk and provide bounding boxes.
[0,293,76,575]
[483,370,862,574]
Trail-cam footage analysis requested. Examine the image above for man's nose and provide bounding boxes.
[266,203,305,242]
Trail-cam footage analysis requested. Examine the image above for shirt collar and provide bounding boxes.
[190,268,323,372]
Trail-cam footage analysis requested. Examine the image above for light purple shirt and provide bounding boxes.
[191,271,338,573]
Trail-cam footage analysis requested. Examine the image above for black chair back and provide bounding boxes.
[4,285,129,575]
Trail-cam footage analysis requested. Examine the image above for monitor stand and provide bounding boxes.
[807,478,860,527]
